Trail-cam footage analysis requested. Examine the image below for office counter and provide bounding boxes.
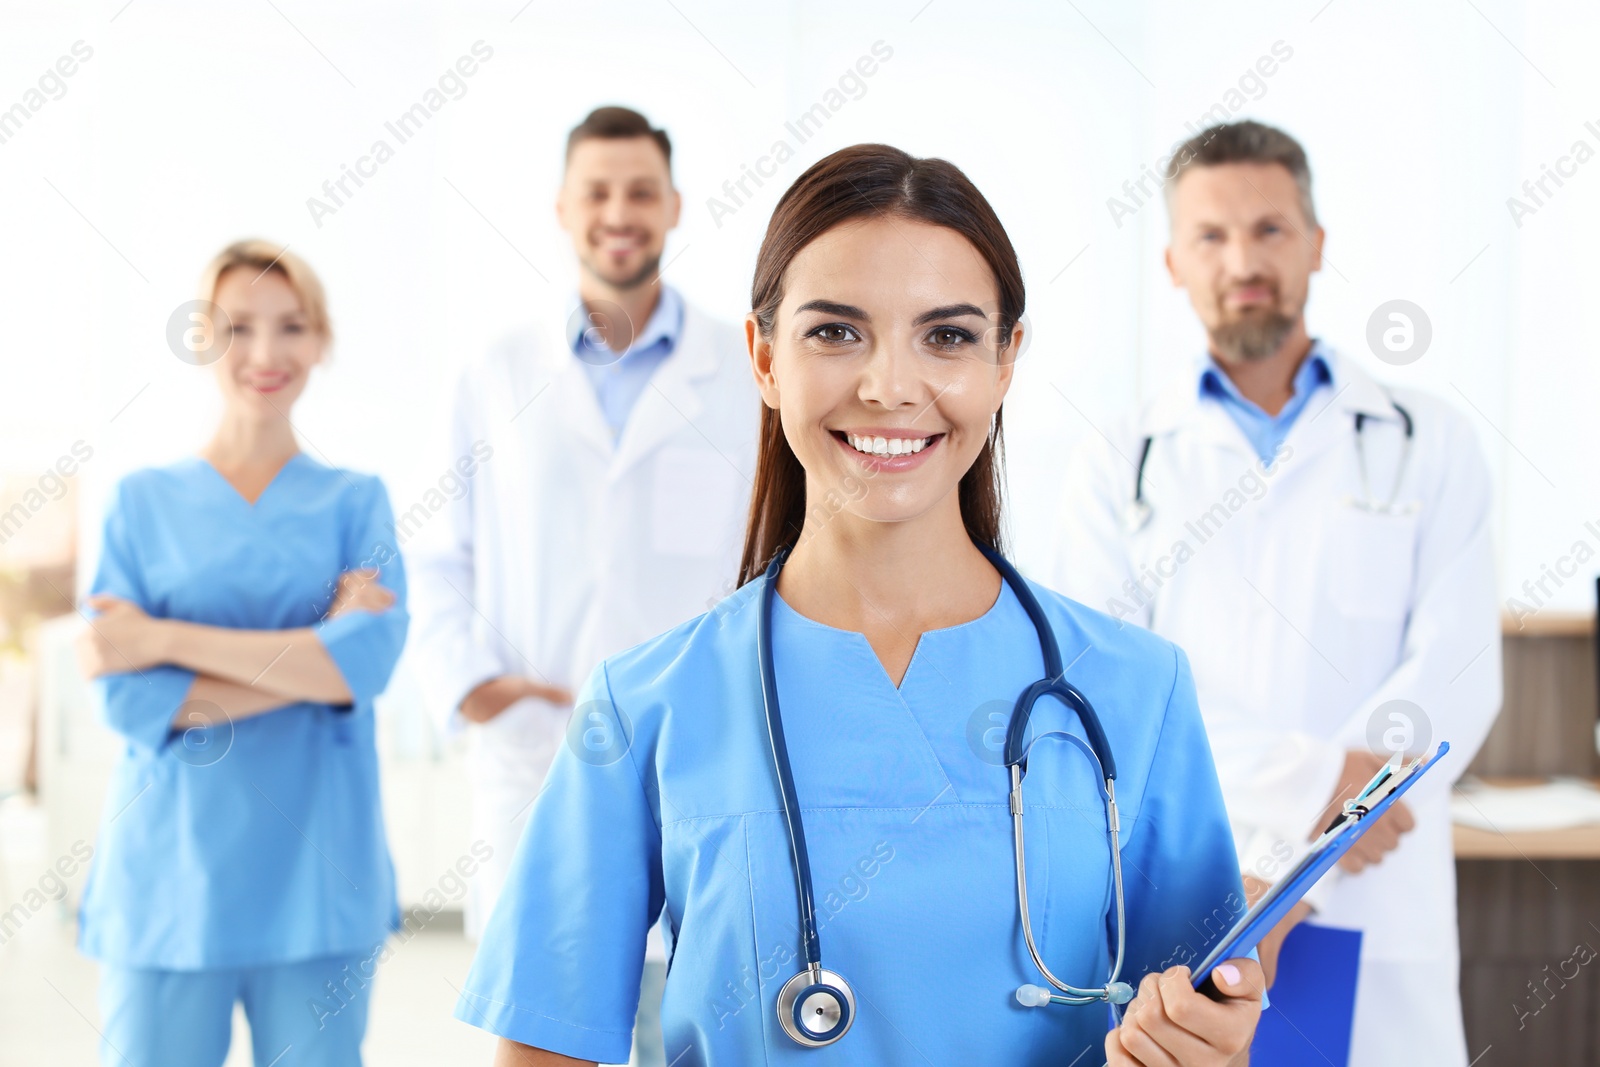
[1456,614,1598,1064]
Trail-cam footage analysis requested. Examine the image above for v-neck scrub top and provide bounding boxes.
[78,454,409,970]
[457,572,1244,1066]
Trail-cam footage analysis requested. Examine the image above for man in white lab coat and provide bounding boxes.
[409,107,758,1064]
[1038,121,1501,1066]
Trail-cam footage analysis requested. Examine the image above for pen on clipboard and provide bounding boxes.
[1323,754,1423,834]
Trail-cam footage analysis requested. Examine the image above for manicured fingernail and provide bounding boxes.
[1216,964,1240,986]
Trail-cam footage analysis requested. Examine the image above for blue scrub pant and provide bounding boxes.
[98,948,377,1067]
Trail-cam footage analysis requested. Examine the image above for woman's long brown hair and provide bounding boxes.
[736,144,1026,586]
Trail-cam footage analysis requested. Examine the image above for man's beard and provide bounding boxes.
[584,250,662,292]
[1210,307,1296,364]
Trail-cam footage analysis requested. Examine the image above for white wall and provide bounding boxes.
[3,0,1595,618]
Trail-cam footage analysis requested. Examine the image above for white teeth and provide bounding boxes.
[845,433,932,457]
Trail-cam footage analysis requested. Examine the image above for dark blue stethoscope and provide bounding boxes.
[757,541,1134,1048]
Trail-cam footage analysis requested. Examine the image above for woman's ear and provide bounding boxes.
[746,314,781,411]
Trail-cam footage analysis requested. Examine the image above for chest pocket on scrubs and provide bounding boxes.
[650,446,742,558]
[1327,506,1420,620]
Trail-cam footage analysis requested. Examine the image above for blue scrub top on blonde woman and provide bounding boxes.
[78,454,409,970]
[457,570,1245,1066]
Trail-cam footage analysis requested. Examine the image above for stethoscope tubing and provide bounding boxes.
[757,545,824,967]
[758,539,1131,1022]
[1130,398,1415,527]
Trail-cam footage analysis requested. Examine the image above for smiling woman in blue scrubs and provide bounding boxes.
[457,146,1262,1067]
[73,241,408,1067]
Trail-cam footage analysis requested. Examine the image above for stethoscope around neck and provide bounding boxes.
[756,541,1133,1049]
[1124,397,1416,532]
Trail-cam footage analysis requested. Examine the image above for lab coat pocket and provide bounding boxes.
[650,446,743,558]
[1327,506,1419,619]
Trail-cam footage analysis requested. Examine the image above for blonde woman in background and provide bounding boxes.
[74,241,408,1066]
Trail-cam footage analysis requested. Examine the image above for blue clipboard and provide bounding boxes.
[1189,741,1451,992]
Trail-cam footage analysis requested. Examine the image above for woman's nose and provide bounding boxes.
[857,342,921,408]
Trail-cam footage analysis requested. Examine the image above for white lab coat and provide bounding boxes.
[408,295,760,944]
[1033,348,1501,1067]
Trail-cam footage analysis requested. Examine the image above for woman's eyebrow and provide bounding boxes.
[795,299,869,320]
[913,303,986,325]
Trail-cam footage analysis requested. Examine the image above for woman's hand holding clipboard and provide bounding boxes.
[1188,742,1453,999]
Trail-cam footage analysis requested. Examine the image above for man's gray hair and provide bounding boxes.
[1164,120,1317,229]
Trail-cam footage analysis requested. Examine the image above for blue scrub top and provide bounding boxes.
[457,570,1244,1065]
[78,454,409,970]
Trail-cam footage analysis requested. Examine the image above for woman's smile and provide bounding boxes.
[830,428,946,471]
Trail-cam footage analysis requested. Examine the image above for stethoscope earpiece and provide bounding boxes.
[1016,980,1135,1008]
[1123,499,1152,533]
[1016,984,1053,1008]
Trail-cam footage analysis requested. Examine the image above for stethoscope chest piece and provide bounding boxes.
[776,966,855,1046]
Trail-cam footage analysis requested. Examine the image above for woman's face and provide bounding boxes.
[748,216,1019,530]
[210,267,325,418]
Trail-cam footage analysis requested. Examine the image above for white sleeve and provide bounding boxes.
[406,360,510,735]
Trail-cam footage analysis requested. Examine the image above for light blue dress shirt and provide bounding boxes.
[78,453,408,969]
[569,285,683,436]
[1199,342,1333,463]
[456,572,1245,1065]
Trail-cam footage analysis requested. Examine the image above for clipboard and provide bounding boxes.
[1189,741,1451,993]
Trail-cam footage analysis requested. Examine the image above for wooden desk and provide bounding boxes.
[1454,823,1600,859]
[1452,777,1600,859]
[1501,610,1594,638]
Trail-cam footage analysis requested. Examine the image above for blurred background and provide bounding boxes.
[2,0,1597,1062]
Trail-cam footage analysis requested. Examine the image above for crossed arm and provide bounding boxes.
[493,1042,588,1066]
[76,568,396,727]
